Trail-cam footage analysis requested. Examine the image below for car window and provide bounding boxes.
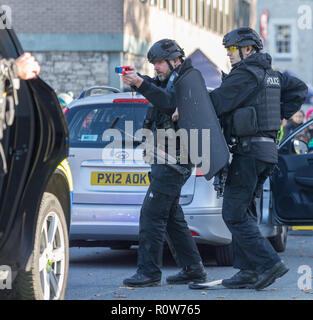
[294,127,313,145]
[66,103,147,148]
[279,119,313,154]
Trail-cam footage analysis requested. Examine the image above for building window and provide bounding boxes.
[213,0,218,32]
[238,0,250,27]
[207,0,211,30]
[224,0,229,14]
[219,0,223,33]
[275,25,291,53]
[192,0,198,24]
[199,0,205,26]
[169,0,175,13]
[150,0,157,5]
[160,0,166,9]
[177,0,183,17]
[185,0,190,20]
[269,19,297,59]
[225,0,229,31]
[218,0,223,11]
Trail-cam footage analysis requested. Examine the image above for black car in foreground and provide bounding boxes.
[0,26,72,299]
[256,117,313,255]
[268,118,313,226]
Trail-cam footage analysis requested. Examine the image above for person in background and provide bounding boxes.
[283,110,305,139]
[277,119,287,145]
[305,108,313,152]
[58,91,74,109]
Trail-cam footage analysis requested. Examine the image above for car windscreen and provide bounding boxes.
[66,103,148,148]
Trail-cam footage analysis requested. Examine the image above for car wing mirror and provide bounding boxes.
[292,139,308,154]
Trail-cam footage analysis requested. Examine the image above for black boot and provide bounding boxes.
[166,263,207,284]
[222,270,258,289]
[254,261,288,290]
[123,272,161,287]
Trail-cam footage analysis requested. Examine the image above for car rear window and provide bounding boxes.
[66,103,147,148]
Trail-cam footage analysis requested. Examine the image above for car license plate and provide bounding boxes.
[90,172,150,186]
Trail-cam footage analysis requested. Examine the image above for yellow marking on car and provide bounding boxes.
[57,159,74,191]
[292,226,313,231]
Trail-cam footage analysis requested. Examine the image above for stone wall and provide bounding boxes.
[33,51,109,98]
[32,51,153,96]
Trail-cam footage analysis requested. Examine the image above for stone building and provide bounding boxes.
[257,0,313,92]
[4,0,256,97]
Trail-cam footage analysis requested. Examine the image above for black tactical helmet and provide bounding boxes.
[147,39,185,64]
[223,27,263,51]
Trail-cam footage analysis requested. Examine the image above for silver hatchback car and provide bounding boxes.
[65,86,286,266]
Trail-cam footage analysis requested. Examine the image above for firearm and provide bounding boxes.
[143,145,191,179]
[115,66,131,76]
[109,116,191,179]
[213,165,228,199]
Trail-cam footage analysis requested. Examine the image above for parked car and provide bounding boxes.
[0,26,73,300]
[66,86,308,265]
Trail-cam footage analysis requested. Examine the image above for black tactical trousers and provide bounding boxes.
[222,154,281,274]
[137,182,202,279]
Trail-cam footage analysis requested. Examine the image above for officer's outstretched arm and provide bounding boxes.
[135,79,176,116]
[122,67,175,115]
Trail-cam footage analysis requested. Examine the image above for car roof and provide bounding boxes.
[68,87,147,109]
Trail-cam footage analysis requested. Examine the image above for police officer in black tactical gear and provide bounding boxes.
[210,27,308,290]
[121,39,207,287]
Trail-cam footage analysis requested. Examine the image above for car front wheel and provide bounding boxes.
[15,192,69,300]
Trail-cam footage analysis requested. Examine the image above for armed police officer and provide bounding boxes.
[209,27,308,290]
[121,39,207,287]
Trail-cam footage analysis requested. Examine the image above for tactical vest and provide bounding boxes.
[142,72,182,164]
[142,71,178,131]
[243,64,281,133]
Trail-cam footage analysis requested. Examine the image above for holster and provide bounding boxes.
[213,165,229,198]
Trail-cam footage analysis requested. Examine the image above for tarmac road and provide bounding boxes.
[66,230,313,301]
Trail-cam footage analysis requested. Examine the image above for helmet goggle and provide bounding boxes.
[226,45,238,53]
